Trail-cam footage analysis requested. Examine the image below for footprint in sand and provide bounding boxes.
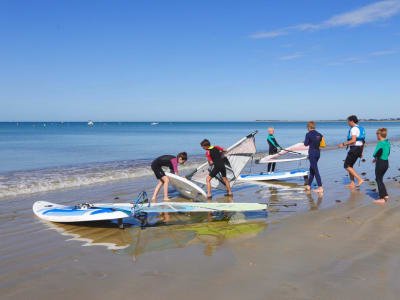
[319,233,331,238]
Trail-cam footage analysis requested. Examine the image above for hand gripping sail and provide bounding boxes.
[189,131,258,190]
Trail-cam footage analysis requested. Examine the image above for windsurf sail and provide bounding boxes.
[258,142,309,164]
[189,131,258,189]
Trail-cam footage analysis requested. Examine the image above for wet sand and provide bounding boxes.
[1,145,400,300]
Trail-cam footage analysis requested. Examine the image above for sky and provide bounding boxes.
[0,0,399,121]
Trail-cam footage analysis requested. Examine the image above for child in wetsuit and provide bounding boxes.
[372,128,390,204]
[267,127,281,174]
[200,139,233,199]
[304,121,325,194]
[151,152,187,201]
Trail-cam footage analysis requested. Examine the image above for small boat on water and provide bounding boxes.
[88,121,94,126]
[151,122,159,126]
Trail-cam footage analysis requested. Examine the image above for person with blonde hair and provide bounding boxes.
[266,127,281,174]
[304,121,325,193]
[372,128,390,204]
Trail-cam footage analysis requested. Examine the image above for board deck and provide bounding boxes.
[166,172,207,200]
[33,201,268,223]
[238,169,309,182]
[33,201,131,223]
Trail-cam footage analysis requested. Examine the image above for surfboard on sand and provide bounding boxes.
[33,200,268,223]
[166,172,207,201]
[238,169,309,182]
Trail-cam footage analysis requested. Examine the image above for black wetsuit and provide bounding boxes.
[206,146,227,178]
[304,130,322,187]
[151,155,177,180]
[267,135,281,172]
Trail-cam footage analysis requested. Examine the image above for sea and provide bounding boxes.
[1,121,400,199]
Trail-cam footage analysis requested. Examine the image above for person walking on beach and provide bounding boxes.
[338,115,365,188]
[266,127,281,174]
[304,121,325,193]
[151,152,187,201]
[372,128,390,204]
[200,139,233,199]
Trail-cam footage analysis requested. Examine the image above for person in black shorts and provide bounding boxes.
[338,115,365,188]
[200,139,233,199]
[151,152,187,201]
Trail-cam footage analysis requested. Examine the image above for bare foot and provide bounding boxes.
[384,196,389,200]
[163,197,171,201]
[345,183,356,188]
[151,198,157,203]
[373,199,386,204]
[313,188,324,194]
[305,185,311,191]
[356,179,364,187]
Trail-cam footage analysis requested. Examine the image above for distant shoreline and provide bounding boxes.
[1,120,400,123]
[255,120,400,123]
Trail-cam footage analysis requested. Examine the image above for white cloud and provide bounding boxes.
[328,57,366,66]
[370,49,398,55]
[250,0,400,39]
[249,30,288,39]
[279,53,304,60]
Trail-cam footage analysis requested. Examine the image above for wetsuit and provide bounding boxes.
[373,139,390,199]
[267,135,281,172]
[206,146,227,178]
[151,155,178,180]
[304,130,323,187]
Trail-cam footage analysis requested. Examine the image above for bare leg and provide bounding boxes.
[346,167,364,187]
[206,176,212,198]
[152,180,163,202]
[313,187,324,194]
[223,177,233,196]
[161,176,171,201]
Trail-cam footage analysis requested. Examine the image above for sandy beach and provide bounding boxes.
[1,143,400,300]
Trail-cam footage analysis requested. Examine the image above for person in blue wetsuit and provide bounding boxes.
[266,127,281,174]
[304,121,325,194]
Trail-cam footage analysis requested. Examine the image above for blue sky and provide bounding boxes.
[0,0,399,121]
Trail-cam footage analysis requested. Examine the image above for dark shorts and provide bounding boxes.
[209,164,227,178]
[344,146,363,168]
[151,163,166,180]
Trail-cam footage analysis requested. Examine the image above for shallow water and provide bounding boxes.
[1,121,400,199]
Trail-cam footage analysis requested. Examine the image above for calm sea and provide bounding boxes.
[1,121,399,198]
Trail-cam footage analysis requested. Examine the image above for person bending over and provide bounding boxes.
[151,152,187,201]
[200,139,233,199]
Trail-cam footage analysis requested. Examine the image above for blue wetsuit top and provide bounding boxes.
[304,130,323,154]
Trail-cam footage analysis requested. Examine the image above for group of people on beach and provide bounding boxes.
[298,115,390,203]
[151,114,391,204]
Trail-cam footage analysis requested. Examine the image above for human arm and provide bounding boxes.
[338,135,357,148]
[267,136,279,151]
[304,133,310,146]
[206,151,213,164]
[170,158,179,175]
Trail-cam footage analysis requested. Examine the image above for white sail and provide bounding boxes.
[189,131,258,190]
[259,142,308,164]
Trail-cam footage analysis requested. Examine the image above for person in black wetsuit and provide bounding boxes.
[151,152,187,201]
[304,121,325,194]
[266,127,281,174]
[200,139,233,199]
